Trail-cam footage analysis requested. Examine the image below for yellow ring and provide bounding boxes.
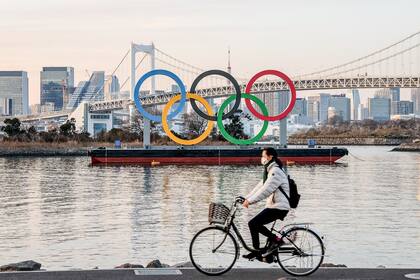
[162,93,214,145]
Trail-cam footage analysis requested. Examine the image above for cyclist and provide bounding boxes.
[242,147,290,259]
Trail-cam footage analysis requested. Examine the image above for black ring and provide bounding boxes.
[190,70,242,121]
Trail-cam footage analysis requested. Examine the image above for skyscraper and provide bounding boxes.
[104,75,120,101]
[391,101,414,115]
[348,89,360,120]
[318,93,330,123]
[292,97,307,116]
[390,88,400,102]
[0,71,29,116]
[375,88,400,101]
[307,96,320,123]
[255,90,290,117]
[307,93,330,123]
[329,94,351,121]
[411,88,420,115]
[40,67,74,111]
[66,71,105,110]
[357,104,369,121]
[368,97,391,121]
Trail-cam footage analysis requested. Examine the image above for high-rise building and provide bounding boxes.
[0,71,29,116]
[357,104,369,121]
[40,67,74,111]
[391,101,414,115]
[411,88,420,115]
[291,97,307,116]
[307,97,320,123]
[329,94,351,121]
[306,93,330,123]
[375,88,400,101]
[390,88,400,102]
[348,89,360,120]
[104,75,120,101]
[368,97,391,121]
[66,71,105,110]
[318,93,330,123]
[256,90,290,117]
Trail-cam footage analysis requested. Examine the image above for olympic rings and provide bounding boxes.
[245,70,297,121]
[190,70,242,121]
[133,68,297,145]
[133,69,187,122]
[162,93,214,146]
[217,94,269,145]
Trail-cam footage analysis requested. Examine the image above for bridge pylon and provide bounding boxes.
[130,42,155,148]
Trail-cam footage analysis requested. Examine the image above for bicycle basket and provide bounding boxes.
[208,202,230,224]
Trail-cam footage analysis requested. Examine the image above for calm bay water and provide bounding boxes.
[0,146,419,269]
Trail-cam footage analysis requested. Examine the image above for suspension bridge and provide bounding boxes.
[88,30,420,111]
[7,30,420,146]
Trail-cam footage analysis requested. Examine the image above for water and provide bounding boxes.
[0,146,419,269]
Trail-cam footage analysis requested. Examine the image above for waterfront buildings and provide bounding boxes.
[348,89,361,120]
[357,104,369,121]
[391,100,414,115]
[411,88,420,115]
[104,75,120,101]
[0,71,29,116]
[40,67,74,111]
[368,97,391,121]
[329,94,351,121]
[292,98,307,116]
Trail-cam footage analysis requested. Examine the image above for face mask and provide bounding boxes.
[261,157,269,165]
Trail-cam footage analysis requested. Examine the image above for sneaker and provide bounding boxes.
[266,237,284,253]
[242,250,261,260]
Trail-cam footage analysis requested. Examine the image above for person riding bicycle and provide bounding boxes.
[242,147,290,259]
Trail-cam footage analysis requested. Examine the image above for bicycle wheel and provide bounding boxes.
[276,227,324,276]
[189,226,238,276]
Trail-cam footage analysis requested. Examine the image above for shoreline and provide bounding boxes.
[0,141,405,157]
[0,140,417,157]
[391,143,420,152]
[288,137,413,146]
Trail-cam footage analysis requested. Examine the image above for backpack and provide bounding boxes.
[278,168,300,209]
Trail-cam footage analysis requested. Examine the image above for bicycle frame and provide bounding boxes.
[213,199,317,255]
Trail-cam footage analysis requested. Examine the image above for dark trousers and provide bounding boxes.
[248,208,289,250]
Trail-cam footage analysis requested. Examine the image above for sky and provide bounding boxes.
[1,0,420,105]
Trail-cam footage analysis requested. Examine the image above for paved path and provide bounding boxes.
[0,268,420,280]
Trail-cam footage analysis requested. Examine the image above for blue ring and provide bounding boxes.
[133,69,187,122]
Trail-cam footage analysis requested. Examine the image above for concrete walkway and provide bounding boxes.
[0,268,420,280]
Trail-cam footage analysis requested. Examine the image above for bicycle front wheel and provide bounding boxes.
[189,226,238,276]
[277,227,324,276]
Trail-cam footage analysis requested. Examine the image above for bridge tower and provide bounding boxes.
[130,42,155,148]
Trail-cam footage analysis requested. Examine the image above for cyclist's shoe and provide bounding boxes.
[242,250,261,260]
[266,236,284,253]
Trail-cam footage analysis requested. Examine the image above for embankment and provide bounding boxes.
[288,137,410,146]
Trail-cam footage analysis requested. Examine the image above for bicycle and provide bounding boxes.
[189,196,325,276]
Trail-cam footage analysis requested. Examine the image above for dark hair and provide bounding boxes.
[263,147,283,168]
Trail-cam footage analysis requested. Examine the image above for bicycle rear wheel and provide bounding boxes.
[276,227,324,276]
[189,226,238,276]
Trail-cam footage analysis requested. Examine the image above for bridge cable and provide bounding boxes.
[300,30,420,78]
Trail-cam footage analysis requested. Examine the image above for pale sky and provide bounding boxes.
[1,0,420,105]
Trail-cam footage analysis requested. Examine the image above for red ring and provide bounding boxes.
[244,70,297,121]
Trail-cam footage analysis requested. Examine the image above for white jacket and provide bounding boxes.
[246,161,290,210]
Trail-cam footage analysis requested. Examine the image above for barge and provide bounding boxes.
[88,146,348,165]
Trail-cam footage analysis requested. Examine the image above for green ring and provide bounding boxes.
[217,93,269,145]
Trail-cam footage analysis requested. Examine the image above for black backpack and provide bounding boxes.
[278,168,300,209]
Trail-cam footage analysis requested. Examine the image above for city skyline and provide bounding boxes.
[1,0,420,104]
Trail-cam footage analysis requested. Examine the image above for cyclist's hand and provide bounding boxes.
[243,199,250,208]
